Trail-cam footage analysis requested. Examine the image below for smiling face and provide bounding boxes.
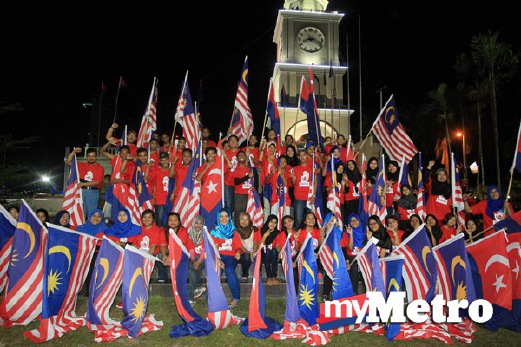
[117,210,128,224]
[59,212,71,226]
[219,211,229,225]
[268,218,278,230]
[141,211,154,227]
[194,218,204,231]
[283,217,294,230]
[90,211,103,226]
[239,213,250,227]
[168,214,180,229]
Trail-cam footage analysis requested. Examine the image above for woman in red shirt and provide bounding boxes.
[165,212,188,247]
[211,208,246,308]
[439,213,462,244]
[385,214,405,250]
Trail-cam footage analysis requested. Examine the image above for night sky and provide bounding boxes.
[1,0,520,187]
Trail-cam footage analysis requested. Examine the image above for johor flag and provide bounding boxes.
[379,255,404,341]
[271,233,308,340]
[203,227,244,329]
[173,141,202,228]
[370,95,418,163]
[24,224,98,343]
[62,153,85,227]
[0,200,48,327]
[0,204,16,294]
[297,233,319,326]
[169,229,214,337]
[416,152,427,220]
[367,155,387,221]
[265,77,280,136]
[240,245,282,338]
[136,77,158,148]
[353,238,385,293]
[86,237,125,342]
[229,56,253,146]
[393,224,438,303]
[106,156,127,223]
[118,246,163,339]
[466,230,513,331]
[176,72,201,152]
[511,120,521,173]
[493,210,521,234]
[318,215,354,299]
[200,156,223,229]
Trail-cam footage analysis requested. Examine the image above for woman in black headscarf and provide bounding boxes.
[53,210,72,229]
[366,215,392,257]
[365,157,379,185]
[425,160,452,224]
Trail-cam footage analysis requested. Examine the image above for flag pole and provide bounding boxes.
[113,76,122,123]
[220,133,225,208]
[260,78,272,142]
[172,71,189,149]
[358,15,363,141]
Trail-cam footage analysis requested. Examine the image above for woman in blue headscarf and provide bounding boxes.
[464,185,513,236]
[104,208,142,247]
[210,208,246,308]
[342,213,365,294]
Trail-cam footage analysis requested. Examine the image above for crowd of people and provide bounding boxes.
[7,122,515,309]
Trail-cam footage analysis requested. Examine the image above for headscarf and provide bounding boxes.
[76,209,108,237]
[430,169,451,199]
[323,212,342,239]
[366,157,379,184]
[53,210,71,228]
[188,215,205,246]
[367,215,392,251]
[347,213,365,249]
[260,214,280,246]
[486,185,504,219]
[397,184,417,209]
[327,146,343,173]
[345,160,362,184]
[235,212,255,239]
[386,160,400,182]
[105,209,142,238]
[211,208,236,239]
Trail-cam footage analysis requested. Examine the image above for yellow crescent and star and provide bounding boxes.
[384,105,397,125]
[46,245,73,297]
[242,69,248,85]
[302,260,316,284]
[388,278,400,293]
[17,222,35,259]
[421,246,432,277]
[49,246,72,273]
[94,257,110,290]
[128,267,146,321]
[451,255,468,300]
[129,267,143,297]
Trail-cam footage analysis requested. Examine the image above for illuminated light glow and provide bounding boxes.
[41,175,50,182]
[322,292,493,324]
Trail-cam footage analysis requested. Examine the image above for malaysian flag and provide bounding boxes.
[393,224,438,303]
[0,200,48,327]
[326,157,342,225]
[358,154,369,232]
[175,72,201,152]
[367,155,387,221]
[62,153,85,227]
[273,168,289,231]
[173,141,202,228]
[169,229,214,337]
[105,155,127,223]
[246,189,263,229]
[127,160,154,225]
[229,56,253,146]
[136,77,158,147]
[203,227,244,329]
[353,238,385,293]
[86,237,125,342]
[371,95,418,163]
[379,255,404,341]
[416,152,427,220]
[306,152,323,227]
[0,204,16,294]
[318,214,354,299]
[24,224,98,343]
[297,233,319,326]
[451,152,466,227]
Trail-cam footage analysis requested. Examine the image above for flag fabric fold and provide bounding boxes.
[0,204,16,294]
[511,120,521,173]
[62,153,85,227]
[127,160,154,226]
[176,72,201,152]
[169,228,214,337]
[203,227,244,329]
[370,95,418,163]
[136,77,158,148]
[24,224,98,343]
[379,255,404,341]
[229,56,253,146]
[0,200,48,327]
[240,245,282,338]
[367,155,387,221]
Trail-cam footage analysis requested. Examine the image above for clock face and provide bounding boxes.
[297,27,325,53]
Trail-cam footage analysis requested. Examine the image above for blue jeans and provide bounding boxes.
[221,254,240,301]
[293,199,309,229]
[224,185,235,216]
[239,252,251,278]
[188,256,205,299]
[155,205,166,227]
[262,247,279,278]
[82,189,100,220]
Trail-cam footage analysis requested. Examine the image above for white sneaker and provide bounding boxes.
[194,286,206,300]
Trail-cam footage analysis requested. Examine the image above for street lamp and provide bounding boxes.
[456,132,467,181]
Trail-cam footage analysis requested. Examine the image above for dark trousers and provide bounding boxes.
[239,252,251,278]
[262,247,279,278]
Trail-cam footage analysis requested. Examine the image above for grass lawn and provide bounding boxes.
[0,295,520,346]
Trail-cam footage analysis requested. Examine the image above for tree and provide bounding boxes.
[470,32,519,189]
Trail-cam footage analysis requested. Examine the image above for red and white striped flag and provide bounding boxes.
[62,153,85,227]
[229,56,253,146]
[247,189,263,228]
[416,152,427,220]
[136,77,158,148]
[451,152,466,227]
[127,161,154,226]
[371,95,418,164]
[173,142,202,228]
[326,157,342,226]
[175,71,201,152]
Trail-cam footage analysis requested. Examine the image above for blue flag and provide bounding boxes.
[298,233,319,326]
[354,240,385,293]
[380,255,404,341]
[168,229,214,337]
[0,204,16,294]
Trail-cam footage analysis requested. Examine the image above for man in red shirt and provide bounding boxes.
[223,135,240,216]
[105,122,138,157]
[291,149,315,228]
[66,147,105,220]
[171,148,193,206]
[232,150,254,225]
[154,152,176,227]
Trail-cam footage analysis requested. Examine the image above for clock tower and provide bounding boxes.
[272,0,352,143]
